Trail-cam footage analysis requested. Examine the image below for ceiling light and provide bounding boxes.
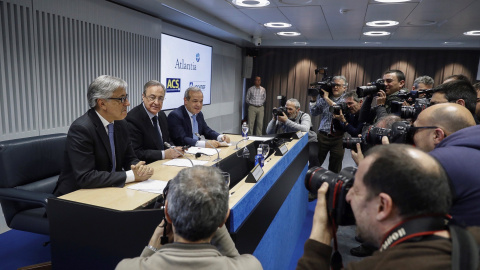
[464,30,480,36]
[232,0,270,7]
[264,22,292,28]
[366,20,399,27]
[443,42,463,45]
[374,0,411,2]
[277,32,301,36]
[364,42,382,44]
[363,31,390,36]
[293,42,307,45]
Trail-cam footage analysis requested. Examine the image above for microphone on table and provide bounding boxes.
[164,142,194,167]
[195,132,221,163]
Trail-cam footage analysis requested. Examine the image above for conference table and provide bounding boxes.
[48,133,309,270]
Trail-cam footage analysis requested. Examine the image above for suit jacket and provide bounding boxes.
[125,103,172,164]
[167,105,220,146]
[54,108,139,196]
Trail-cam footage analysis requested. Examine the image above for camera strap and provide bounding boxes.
[329,181,345,270]
[379,215,446,251]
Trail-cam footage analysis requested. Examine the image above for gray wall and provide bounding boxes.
[0,0,243,141]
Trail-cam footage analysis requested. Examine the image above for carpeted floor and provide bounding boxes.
[0,230,51,270]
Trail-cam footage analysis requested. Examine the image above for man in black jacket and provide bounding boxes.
[126,80,183,164]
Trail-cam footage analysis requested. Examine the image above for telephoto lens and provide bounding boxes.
[305,167,357,226]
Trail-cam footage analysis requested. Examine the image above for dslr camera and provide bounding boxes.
[272,106,288,117]
[308,76,335,97]
[343,121,414,151]
[330,102,348,115]
[391,98,430,121]
[356,78,386,97]
[305,166,357,226]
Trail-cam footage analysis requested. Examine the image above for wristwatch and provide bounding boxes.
[147,245,159,252]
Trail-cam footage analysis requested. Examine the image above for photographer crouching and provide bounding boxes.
[332,91,364,137]
[266,98,320,168]
[297,144,480,270]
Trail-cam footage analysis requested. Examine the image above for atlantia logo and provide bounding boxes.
[166,78,181,92]
[196,53,200,62]
[189,81,206,90]
[175,59,196,70]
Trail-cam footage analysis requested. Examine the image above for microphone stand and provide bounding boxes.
[195,132,221,163]
[164,142,194,167]
[234,137,249,150]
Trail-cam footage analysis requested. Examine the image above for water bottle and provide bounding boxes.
[241,122,249,137]
[254,147,264,168]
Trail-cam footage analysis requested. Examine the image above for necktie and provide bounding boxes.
[107,123,116,172]
[152,116,164,150]
[192,114,199,139]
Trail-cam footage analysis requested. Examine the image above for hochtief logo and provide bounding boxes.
[166,78,181,93]
[196,53,200,62]
[189,81,206,90]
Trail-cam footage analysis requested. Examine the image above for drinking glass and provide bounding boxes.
[221,172,230,187]
[260,143,270,159]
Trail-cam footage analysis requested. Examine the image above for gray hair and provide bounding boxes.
[143,80,165,95]
[473,82,480,91]
[343,91,361,102]
[413,76,434,89]
[375,114,401,129]
[184,86,203,100]
[332,75,347,85]
[87,75,128,108]
[287,98,300,109]
[167,166,229,242]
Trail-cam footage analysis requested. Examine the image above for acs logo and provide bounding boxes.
[166,78,181,92]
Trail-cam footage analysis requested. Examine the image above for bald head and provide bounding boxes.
[418,103,475,136]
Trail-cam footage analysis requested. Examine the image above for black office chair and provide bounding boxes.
[0,134,66,235]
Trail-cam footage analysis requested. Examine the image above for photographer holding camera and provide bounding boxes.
[310,75,348,173]
[358,70,406,125]
[332,91,364,137]
[297,144,480,270]
[266,98,320,168]
[116,166,262,270]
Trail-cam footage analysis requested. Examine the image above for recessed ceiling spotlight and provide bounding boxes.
[366,20,399,27]
[232,0,270,7]
[375,0,411,2]
[277,32,301,36]
[293,42,307,45]
[264,22,292,28]
[363,31,390,36]
[443,42,463,45]
[464,30,480,36]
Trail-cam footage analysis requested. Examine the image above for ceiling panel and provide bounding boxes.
[365,2,418,22]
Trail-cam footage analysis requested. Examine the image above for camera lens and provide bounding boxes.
[343,137,363,150]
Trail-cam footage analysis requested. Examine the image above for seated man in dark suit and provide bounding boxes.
[54,75,153,196]
[167,87,230,148]
[125,80,183,164]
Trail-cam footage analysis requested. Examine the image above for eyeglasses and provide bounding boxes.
[107,94,129,103]
[145,95,166,103]
[410,126,439,134]
[333,84,345,88]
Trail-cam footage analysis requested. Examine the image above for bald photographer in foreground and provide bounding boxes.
[297,144,480,270]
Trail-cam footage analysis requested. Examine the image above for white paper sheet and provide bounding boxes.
[247,136,273,142]
[185,147,220,156]
[127,179,168,194]
[163,159,208,167]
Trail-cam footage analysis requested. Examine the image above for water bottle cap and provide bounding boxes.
[257,148,262,154]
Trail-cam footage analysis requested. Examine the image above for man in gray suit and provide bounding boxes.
[116,166,262,270]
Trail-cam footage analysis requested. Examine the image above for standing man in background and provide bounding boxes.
[246,76,266,136]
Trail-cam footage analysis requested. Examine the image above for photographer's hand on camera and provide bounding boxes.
[321,89,335,107]
[351,142,364,166]
[376,90,386,106]
[333,110,347,126]
[309,182,333,245]
[278,112,288,123]
[148,219,174,250]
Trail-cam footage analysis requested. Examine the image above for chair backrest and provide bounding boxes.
[0,133,67,191]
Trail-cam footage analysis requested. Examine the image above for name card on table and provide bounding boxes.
[246,164,264,183]
[293,131,304,139]
[274,143,288,156]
